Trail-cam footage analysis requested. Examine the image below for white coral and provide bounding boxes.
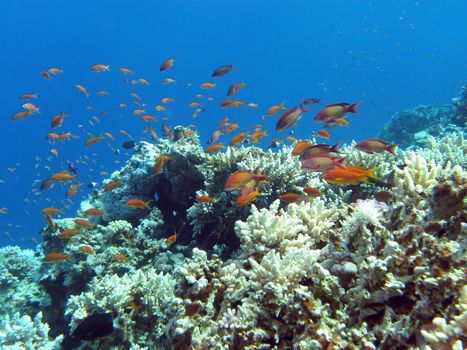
[0,312,63,349]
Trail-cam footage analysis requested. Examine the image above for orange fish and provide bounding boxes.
[104,132,115,140]
[78,245,94,253]
[323,165,380,185]
[66,182,81,198]
[227,82,246,96]
[74,218,94,229]
[51,110,65,128]
[119,103,127,109]
[250,131,268,144]
[275,104,308,131]
[160,57,174,72]
[139,78,150,86]
[85,135,102,146]
[97,90,110,96]
[50,148,59,157]
[40,70,52,81]
[355,139,398,155]
[112,253,128,262]
[189,102,201,108]
[50,171,75,182]
[133,109,145,115]
[19,93,38,100]
[220,99,244,108]
[22,103,40,113]
[44,253,69,263]
[200,82,216,89]
[154,105,166,111]
[76,84,89,97]
[224,124,239,134]
[314,102,361,122]
[84,208,104,216]
[196,195,215,203]
[267,102,286,116]
[291,141,312,155]
[91,64,110,72]
[161,97,175,104]
[103,180,123,192]
[45,214,56,231]
[40,207,62,216]
[205,143,225,154]
[316,129,330,139]
[119,67,134,74]
[279,193,302,203]
[59,229,81,238]
[154,156,170,174]
[285,136,297,143]
[166,232,177,244]
[12,110,31,120]
[235,188,260,206]
[126,199,152,209]
[224,171,267,191]
[303,187,322,197]
[141,115,156,122]
[48,67,63,75]
[229,132,248,146]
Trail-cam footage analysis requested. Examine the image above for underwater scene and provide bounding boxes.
[0,1,466,349]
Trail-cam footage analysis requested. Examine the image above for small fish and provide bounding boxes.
[356,139,398,155]
[323,165,380,185]
[166,232,177,244]
[126,199,152,209]
[103,180,123,192]
[275,104,308,132]
[235,187,260,206]
[224,171,267,191]
[301,155,347,173]
[141,115,156,122]
[154,156,170,174]
[314,102,361,122]
[316,129,330,139]
[161,97,175,104]
[66,182,81,198]
[78,245,94,254]
[208,129,223,144]
[196,195,216,203]
[84,208,104,216]
[48,67,63,75]
[200,82,216,89]
[162,78,177,84]
[85,135,102,146]
[267,102,286,116]
[160,57,175,72]
[74,218,94,229]
[227,82,246,96]
[112,253,128,262]
[229,132,249,147]
[374,191,393,202]
[298,143,342,161]
[220,99,244,108]
[302,98,320,106]
[44,253,69,263]
[22,103,40,113]
[205,143,225,154]
[19,93,38,100]
[12,111,31,120]
[76,84,90,97]
[303,187,322,197]
[91,64,110,72]
[122,140,136,149]
[119,67,134,74]
[212,64,234,77]
[59,229,81,238]
[51,110,65,128]
[72,313,114,341]
[40,70,52,81]
[291,141,312,155]
[139,78,150,86]
[50,171,75,182]
[40,207,62,216]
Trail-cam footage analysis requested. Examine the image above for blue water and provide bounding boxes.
[1,0,466,247]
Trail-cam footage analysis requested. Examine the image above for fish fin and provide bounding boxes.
[336,157,347,168]
[368,168,382,181]
[348,101,362,113]
[387,144,398,155]
[330,141,344,153]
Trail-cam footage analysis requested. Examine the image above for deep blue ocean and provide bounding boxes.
[1,0,466,248]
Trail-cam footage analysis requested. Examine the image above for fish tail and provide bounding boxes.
[330,141,343,153]
[387,144,398,155]
[348,101,362,113]
[336,157,347,168]
[145,200,153,208]
[368,168,382,181]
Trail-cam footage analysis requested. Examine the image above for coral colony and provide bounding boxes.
[0,85,466,349]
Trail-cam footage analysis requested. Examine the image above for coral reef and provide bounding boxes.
[0,92,465,349]
[0,312,63,349]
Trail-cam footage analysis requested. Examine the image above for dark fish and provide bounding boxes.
[302,98,320,106]
[212,64,233,78]
[72,313,114,341]
[122,140,135,149]
[40,178,54,191]
[68,163,79,175]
